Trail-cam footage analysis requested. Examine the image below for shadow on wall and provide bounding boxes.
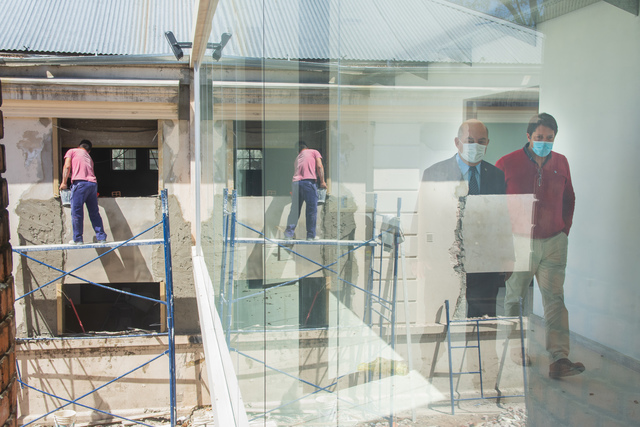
[95,198,153,283]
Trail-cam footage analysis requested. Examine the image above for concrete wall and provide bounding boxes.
[16,336,210,425]
[2,115,198,336]
[537,2,640,361]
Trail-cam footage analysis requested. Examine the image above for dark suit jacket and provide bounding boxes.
[421,155,505,195]
[421,154,507,316]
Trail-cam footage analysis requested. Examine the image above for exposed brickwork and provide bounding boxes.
[0,79,17,427]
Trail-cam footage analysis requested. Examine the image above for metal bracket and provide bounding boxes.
[164,31,232,61]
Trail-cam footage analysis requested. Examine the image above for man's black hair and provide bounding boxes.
[297,140,308,152]
[527,113,558,136]
[79,139,92,152]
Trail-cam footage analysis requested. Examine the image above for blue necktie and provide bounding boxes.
[469,167,479,195]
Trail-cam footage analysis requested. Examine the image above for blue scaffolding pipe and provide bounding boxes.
[233,219,389,302]
[445,299,528,415]
[15,251,167,305]
[219,190,401,426]
[218,188,230,317]
[13,189,177,426]
[14,222,165,301]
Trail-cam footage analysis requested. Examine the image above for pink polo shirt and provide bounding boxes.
[65,148,97,183]
[292,149,321,182]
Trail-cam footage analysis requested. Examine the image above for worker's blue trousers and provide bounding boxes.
[285,179,318,239]
[70,181,107,243]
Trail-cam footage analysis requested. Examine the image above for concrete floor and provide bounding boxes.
[525,315,640,427]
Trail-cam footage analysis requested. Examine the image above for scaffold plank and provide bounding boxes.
[13,238,164,252]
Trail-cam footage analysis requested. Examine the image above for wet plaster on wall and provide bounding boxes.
[153,195,198,334]
[17,121,50,181]
[5,119,55,205]
[451,194,468,319]
[15,198,65,337]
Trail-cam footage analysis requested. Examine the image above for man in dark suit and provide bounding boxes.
[422,119,508,317]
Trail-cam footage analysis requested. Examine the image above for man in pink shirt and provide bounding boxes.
[60,139,107,245]
[284,141,327,240]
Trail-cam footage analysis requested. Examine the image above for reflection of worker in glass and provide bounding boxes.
[422,119,508,317]
[284,141,327,240]
[496,113,584,378]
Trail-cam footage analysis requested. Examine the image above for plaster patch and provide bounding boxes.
[17,130,46,181]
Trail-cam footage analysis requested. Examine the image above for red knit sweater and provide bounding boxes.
[496,145,575,239]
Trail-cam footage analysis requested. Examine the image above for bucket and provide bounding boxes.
[317,188,327,204]
[53,410,76,427]
[315,395,336,422]
[60,189,71,207]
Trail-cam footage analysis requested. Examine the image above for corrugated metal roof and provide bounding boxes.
[0,0,542,64]
[0,0,193,55]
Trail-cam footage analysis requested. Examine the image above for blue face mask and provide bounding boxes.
[531,141,553,157]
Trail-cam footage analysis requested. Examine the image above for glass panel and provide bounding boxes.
[198,0,640,425]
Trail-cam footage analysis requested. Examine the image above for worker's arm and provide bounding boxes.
[60,157,72,190]
[316,157,327,189]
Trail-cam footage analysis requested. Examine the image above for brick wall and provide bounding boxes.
[0,79,17,427]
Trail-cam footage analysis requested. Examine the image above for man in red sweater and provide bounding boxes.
[496,113,584,379]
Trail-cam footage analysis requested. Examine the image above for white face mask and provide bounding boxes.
[460,143,486,164]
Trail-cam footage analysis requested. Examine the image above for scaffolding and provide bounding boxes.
[13,189,176,426]
[218,189,404,426]
[445,299,528,415]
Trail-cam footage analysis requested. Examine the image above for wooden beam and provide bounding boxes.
[190,0,221,69]
[52,118,60,197]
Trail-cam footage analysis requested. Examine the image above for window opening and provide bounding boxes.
[59,118,159,197]
[233,120,327,197]
[62,282,162,334]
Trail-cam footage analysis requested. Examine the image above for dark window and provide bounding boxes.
[59,118,159,198]
[62,282,162,334]
[233,121,327,197]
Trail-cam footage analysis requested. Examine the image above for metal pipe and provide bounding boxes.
[161,189,177,427]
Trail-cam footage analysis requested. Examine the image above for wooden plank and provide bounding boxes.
[52,118,60,196]
[160,280,167,333]
[57,282,64,335]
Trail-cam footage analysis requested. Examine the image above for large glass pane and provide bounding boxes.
[198,0,640,425]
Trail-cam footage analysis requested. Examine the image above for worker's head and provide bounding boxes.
[79,139,93,152]
[297,140,308,153]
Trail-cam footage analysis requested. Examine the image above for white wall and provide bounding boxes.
[538,2,640,360]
